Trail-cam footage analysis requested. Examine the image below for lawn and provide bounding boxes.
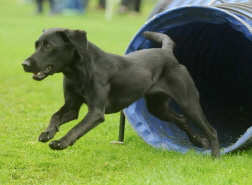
[1,0,252,184]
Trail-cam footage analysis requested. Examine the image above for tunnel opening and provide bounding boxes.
[124,6,252,153]
[170,22,252,148]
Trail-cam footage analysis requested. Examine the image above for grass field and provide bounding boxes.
[1,0,252,184]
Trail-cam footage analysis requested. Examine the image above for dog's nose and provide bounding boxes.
[22,60,31,71]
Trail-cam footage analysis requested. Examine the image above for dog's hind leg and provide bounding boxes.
[181,103,220,158]
[167,73,220,157]
[145,93,209,149]
[39,79,84,143]
[156,64,220,157]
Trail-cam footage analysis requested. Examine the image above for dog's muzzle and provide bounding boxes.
[22,60,32,72]
[22,59,54,81]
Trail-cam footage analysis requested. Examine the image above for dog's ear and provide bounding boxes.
[58,29,88,55]
[57,31,71,43]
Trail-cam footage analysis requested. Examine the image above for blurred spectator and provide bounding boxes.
[36,0,56,14]
[65,0,85,14]
[83,0,89,9]
[35,0,89,15]
[97,0,106,9]
[118,0,142,14]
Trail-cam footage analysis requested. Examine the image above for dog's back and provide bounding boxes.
[143,31,175,51]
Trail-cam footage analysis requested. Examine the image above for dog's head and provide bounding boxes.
[22,28,88,81]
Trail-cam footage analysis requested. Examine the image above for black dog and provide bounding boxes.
[22,28,220,158]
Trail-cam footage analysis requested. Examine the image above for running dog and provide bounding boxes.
[22,28,220,157]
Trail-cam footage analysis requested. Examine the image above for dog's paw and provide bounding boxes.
[49,140,68,150]
[191,135,210,150]
[201,138,210,150]
[38,132,54,143]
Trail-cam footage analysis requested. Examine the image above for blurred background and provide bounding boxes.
[2,1,252,184]
[0,1,159,182]
[0,0,157,127]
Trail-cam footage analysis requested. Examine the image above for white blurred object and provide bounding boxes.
[105,0,120,20]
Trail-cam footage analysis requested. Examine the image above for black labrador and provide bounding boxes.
[22,28,220,158]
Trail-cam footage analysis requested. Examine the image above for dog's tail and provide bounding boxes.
[143,31,175,51]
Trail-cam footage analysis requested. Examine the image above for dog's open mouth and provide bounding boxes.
[32,65,54,81]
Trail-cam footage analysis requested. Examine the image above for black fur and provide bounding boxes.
[22,28,220,158]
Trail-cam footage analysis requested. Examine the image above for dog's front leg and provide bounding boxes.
[38,104,81,143]
[39,78,84,143]
[49,108,105,150]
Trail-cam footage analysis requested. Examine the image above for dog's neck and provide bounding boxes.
[62,42,106,84]
[62,41,120,92]
[62,67,79,83]
[87,41,108,60]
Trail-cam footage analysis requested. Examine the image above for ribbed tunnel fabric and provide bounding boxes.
[124,3,252,154]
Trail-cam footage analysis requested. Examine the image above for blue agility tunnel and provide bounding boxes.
[123,2,252,154]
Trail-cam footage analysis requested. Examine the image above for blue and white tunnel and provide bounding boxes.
[124,2,252,154]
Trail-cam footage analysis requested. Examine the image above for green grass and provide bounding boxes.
[1,0,252,184]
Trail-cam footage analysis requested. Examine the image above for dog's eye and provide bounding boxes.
[45,44,52,50]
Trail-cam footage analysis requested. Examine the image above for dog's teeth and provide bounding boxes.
[45,67,52,71]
